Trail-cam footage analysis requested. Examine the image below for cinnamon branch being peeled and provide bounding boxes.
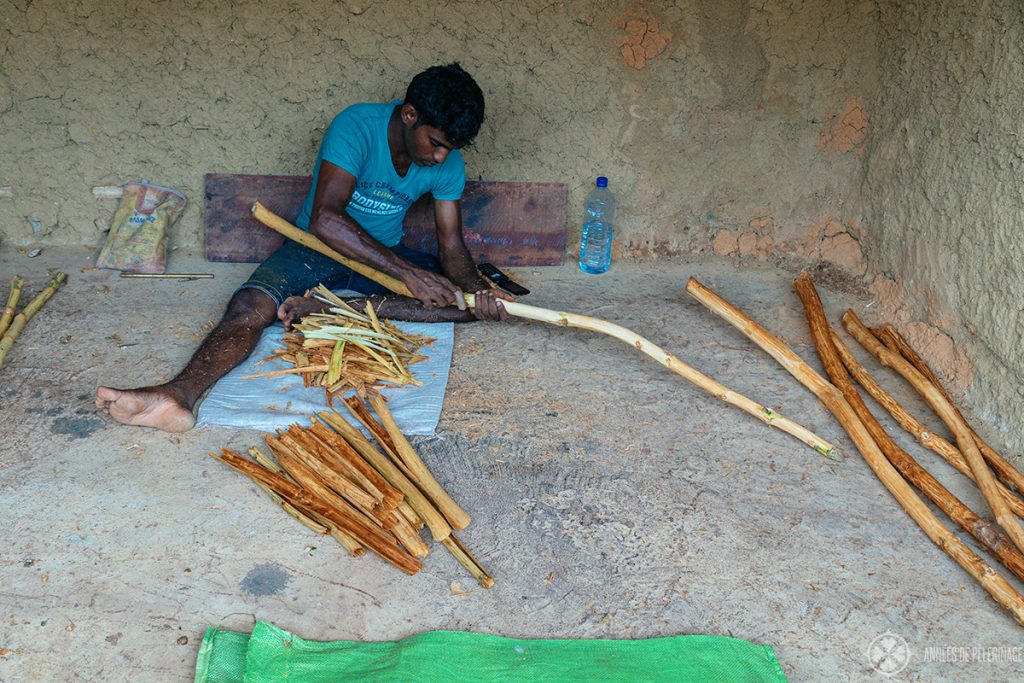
[252,201,835,459]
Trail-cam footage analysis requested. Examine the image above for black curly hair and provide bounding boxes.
[404,63,485,149]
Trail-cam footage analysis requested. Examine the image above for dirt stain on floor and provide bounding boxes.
[50,416,105,439]
[240,563,292,597]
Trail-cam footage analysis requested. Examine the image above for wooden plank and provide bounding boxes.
[205,173,566,266]
[204,174,309,263]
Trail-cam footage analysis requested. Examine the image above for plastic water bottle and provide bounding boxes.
[579,176,615,274]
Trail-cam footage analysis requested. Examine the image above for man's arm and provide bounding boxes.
[309,160,459,308]
[434,198,513,321]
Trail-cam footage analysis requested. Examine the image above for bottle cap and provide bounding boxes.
[596,176,608,188]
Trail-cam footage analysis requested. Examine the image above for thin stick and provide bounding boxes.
[875,324,1024,496]
[213,449,418,574]
[442,534,494,589]
[0,275,24,338]
[686,276,1024,625]
[0,272,67,369]
[795,276,1024,584]
[119,273,213,279]
[844,310,1024,555]
[369,393,471,530]
[318,410,452,541]
[830,330,1024,519]
[251,202,834,459]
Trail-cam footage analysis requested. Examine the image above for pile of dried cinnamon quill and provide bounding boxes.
[211,394,492,586]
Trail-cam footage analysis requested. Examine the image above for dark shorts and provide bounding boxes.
[238,240,439,307]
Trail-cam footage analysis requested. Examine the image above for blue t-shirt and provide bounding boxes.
[295,101,466,247]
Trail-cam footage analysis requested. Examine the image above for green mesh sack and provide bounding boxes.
[196,621,787,682]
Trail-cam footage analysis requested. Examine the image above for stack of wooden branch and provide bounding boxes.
[211,393,493,587]
[687,274,1024,626]
[246,285,433,400]
[0,272,68,370]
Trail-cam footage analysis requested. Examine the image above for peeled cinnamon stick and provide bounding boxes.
[309,418,404,510]
[248,446,364,556]
[277,429,379,512]
[318,410,452,541]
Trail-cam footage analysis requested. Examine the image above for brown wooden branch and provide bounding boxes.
[844,310,1024,555]
[875,324,1024,495]
[795,276,1024,584]
[212,449,419,574]
[248,446,365,556]
[830,330,1024,519]
[264,434,382,532]
[686,276,1024,625]
[369,393,471,530]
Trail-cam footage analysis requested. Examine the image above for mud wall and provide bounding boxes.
[864,0,1024,450]
[1,0,877,272]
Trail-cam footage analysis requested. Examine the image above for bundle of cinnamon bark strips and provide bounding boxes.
[246,285,432,400]
[687,274,1024,626]
[212,393,492,587]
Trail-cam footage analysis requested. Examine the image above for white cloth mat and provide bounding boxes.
[196,321,454,435]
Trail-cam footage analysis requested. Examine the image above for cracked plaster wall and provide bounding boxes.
[864,0,1024,451]
[1,0,877,273]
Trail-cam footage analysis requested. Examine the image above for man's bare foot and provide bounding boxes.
[278,296,329,330]
[95,385,196,433]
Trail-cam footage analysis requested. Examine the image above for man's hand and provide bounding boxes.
[471,288,514,321]
[401,267,460,308]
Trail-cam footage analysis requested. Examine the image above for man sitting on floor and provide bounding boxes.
[96,63,512,433]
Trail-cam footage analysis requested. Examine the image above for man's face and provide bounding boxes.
[401,105,456,167]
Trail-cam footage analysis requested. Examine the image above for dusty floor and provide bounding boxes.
[1,247,1021,682]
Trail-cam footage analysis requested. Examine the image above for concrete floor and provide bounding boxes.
[1,247,1022,682]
